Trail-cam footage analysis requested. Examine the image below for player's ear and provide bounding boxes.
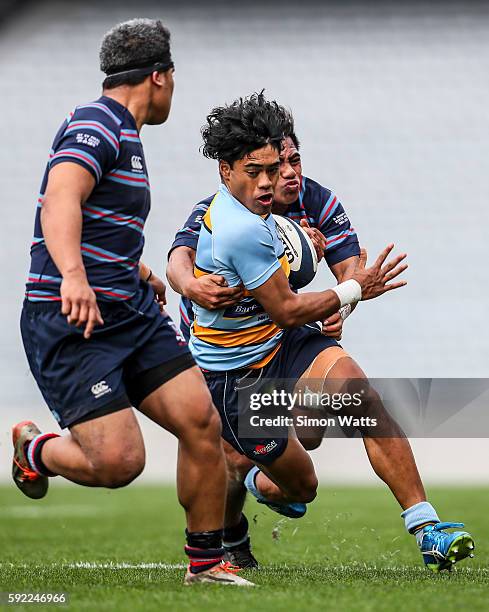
[219,160,231,181]
[151,70,172,87]
[151,71,162,86]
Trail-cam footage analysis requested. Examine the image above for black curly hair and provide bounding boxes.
[100,19,172,89]
[201,91,295,166]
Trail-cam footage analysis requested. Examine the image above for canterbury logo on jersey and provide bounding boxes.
[131,155,143,172]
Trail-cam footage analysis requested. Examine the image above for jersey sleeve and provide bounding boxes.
[168,199,211,258]
[315,191,360,266]
[49,107,120,183]
[216,217,281,290]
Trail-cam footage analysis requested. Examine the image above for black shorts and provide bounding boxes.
[20,282,195,429]
[204,324,338,465]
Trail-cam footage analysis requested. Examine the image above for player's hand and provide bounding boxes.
[300,219,325,261]
[186,275,244,310]
[148,273,167,313]
[351,245,408,300]
[60,271,104,339]
[322,311,343,340]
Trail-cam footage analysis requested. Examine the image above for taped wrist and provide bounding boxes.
[332,279,362,307]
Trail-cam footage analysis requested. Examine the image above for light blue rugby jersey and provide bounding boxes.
[189,183,290,371]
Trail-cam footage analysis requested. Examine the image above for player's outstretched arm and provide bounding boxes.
[41,162,103,339]
[167,246,243,310]
[250,244,407,328]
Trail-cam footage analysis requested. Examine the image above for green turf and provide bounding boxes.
[0,484,487,611]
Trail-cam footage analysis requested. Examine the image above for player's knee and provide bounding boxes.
[184,394,222,440]
[104,456,145,489]
[339,377,380,419]
[95,447,145,488]
[301,473,318,503]
[288,473,318,503]
[299,436,323,451]
[357,386,383,418]
[200,406,223,450]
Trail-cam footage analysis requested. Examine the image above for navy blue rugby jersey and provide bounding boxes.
[26,96,150,302]
[169,176,361,332]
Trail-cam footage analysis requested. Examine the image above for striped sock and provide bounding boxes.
[185,528,224,574]
[184,545,224,574]
[26,433,59,477]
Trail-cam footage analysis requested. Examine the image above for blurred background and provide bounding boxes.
[0,0,487,484]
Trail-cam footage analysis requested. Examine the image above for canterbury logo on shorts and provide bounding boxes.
[91,380,112,399]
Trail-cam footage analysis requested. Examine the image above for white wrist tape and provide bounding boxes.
[339,304,352,321]
[332,279,362,307]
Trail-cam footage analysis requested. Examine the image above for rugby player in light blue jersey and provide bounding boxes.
[167,92,475,572]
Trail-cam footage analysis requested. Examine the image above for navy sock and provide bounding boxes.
[26,433,59,477]
[223,513,249,548]
[185,529,224,574]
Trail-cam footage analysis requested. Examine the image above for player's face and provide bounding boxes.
[274,137,302,207]
[148,68,175,125]
[220,144,280,215]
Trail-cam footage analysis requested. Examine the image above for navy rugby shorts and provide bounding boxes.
[20,282,195,429]
[204,323,338,465]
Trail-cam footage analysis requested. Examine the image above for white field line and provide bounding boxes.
[0,562,488,573]
[69,562,187,570]
[0,562,186,570]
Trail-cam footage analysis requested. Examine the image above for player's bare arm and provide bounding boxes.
[41,162,103,339]
[139,261,167,309]
[330,255,359,283]
[167,245,243,310]
[251,244,407,329]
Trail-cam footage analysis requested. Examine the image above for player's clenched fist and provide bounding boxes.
[60,271,104,339]
[321,311,343,340]
[352,244,408,300]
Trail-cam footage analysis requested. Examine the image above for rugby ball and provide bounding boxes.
[273,215,318,289]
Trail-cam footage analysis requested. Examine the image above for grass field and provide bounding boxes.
[0,484,487,611]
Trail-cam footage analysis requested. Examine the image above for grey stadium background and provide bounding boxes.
[0,0,487,482]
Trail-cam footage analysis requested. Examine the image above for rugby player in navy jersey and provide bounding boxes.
[166,93,474,572]
[11,19,253,586]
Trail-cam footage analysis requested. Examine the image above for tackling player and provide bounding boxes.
[167,92,475,573]
[12,19,253,586]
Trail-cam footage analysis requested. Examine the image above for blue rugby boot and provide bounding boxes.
[244,466,307,519]
[417,522,475,572]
